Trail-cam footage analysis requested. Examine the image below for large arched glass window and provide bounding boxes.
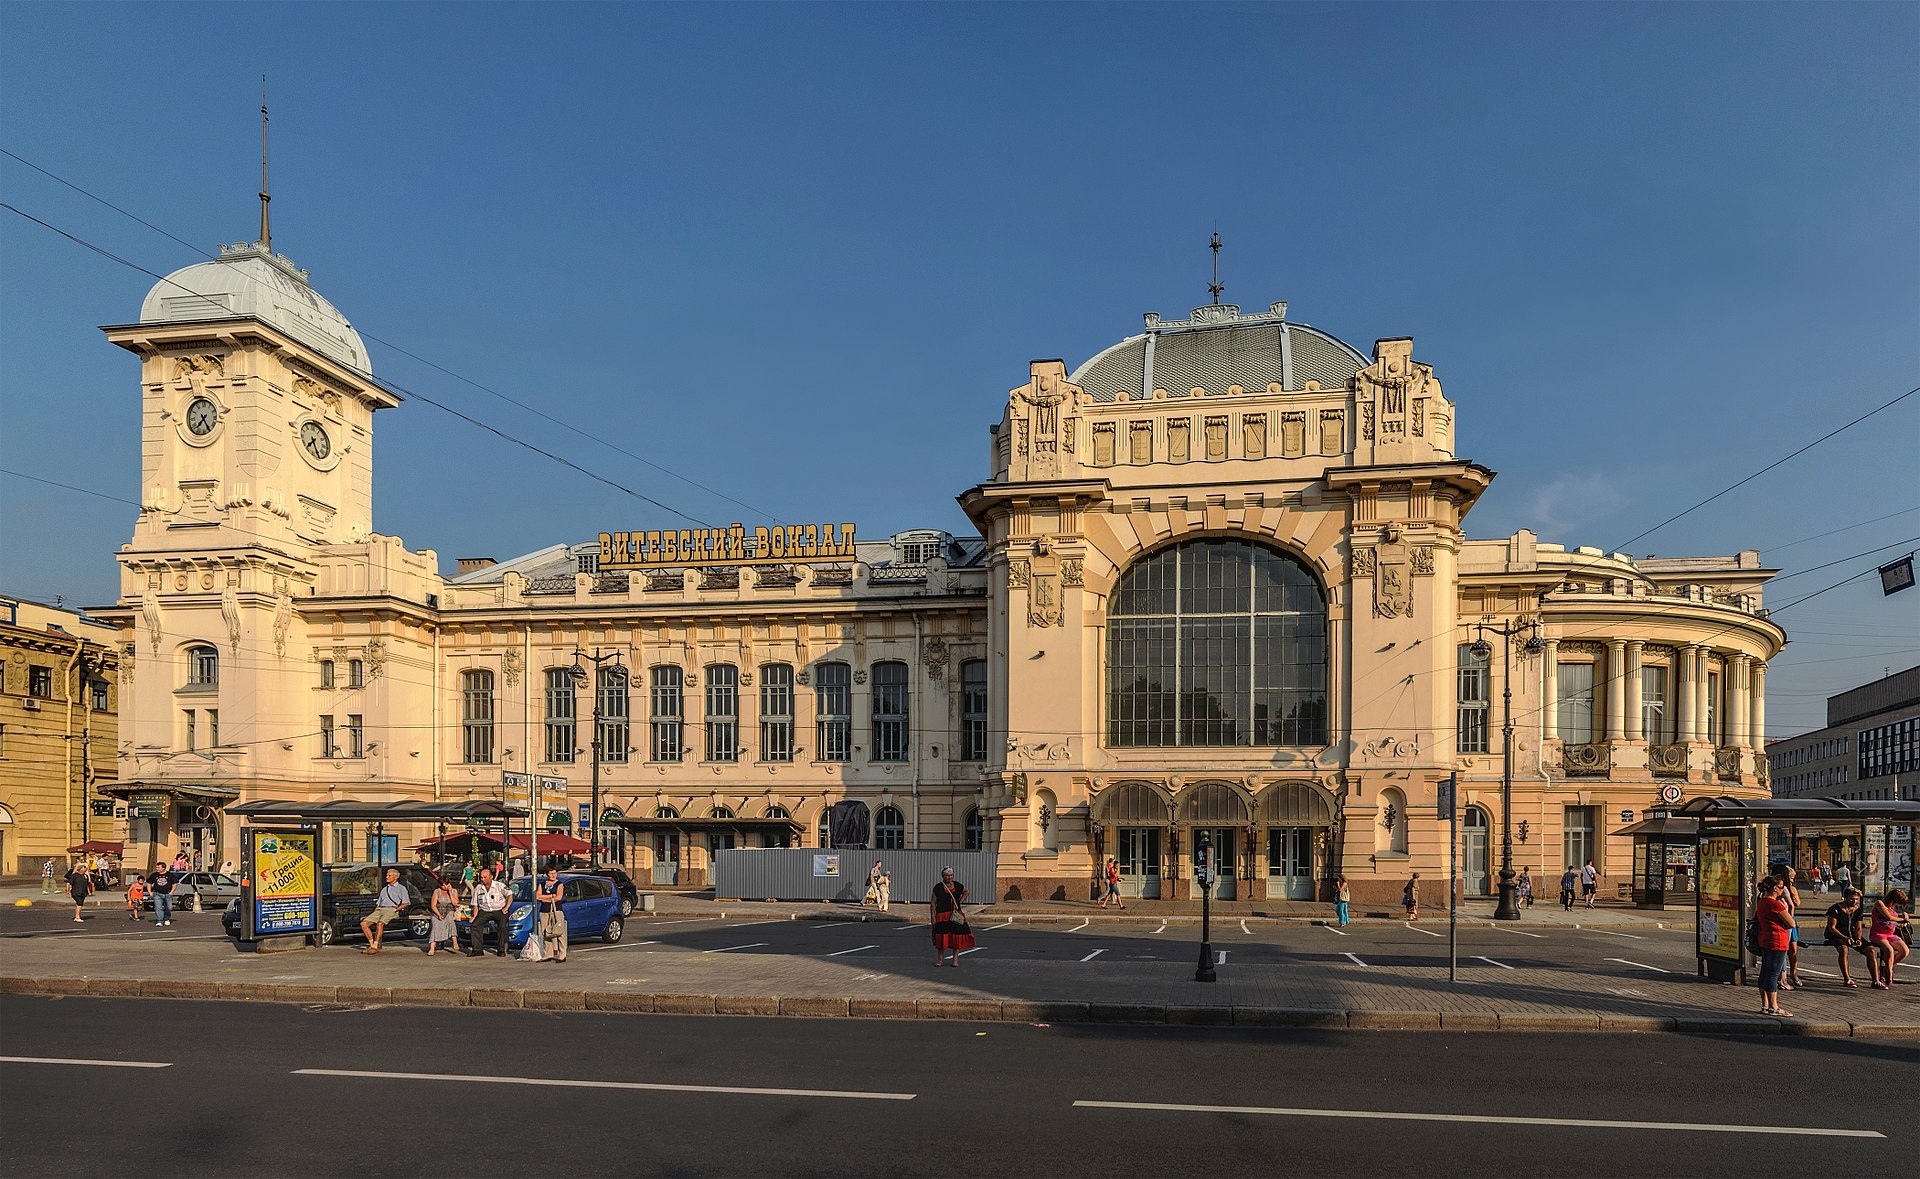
[874,804,906,849]
[1107,538,1327,747]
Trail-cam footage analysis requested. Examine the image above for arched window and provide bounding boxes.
[185,645,219,688]
[1106,538,1327,747]
[653,806,680,819]
[461,670,495,764]
[764,804,791,819]
[874,804,906,849]
[710,805,736,819]
[964,806,984,851]
[816,812,831,848]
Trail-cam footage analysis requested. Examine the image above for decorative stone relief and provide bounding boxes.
[1648,743,1687,777]
[141,594,163,653]
[922,637,950,683]
[1091,423,1115,467]
[1362,734,1421,758]
[1561,742,1611,776]
[644,571,685,592]
[1007,559,1031,589]
[1061,559,1084,587]
[698,568,740,590]
[1028,574,1062,628]
[796,668,812,687]
[120,642,136,688]
[363,638,387,681]
[1351,549,1377,578]
[1372,523,1414,618]
[1360,401,1375,440]
[1168,418,1190,463]
[502,649,523,687]
[853,669,867,685]
[1410,546,1434,576]
[1204,416,1228,461]
[220,582,242,650]
[1319,410,1344,455]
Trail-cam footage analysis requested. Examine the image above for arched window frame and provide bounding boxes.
[185,644,219,689]
[874,804,906,849]
[964,806,985,851]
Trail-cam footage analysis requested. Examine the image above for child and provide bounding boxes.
[125,875,147,920]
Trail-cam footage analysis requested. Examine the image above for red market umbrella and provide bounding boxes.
[66,840,125,855]
[505,832,590,855]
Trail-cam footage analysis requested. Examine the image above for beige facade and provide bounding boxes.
[0,596,119,875]
[94,247,1785,904]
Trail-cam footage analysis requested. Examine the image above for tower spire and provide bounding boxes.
[259,76,271,251]
[1208,230,1224,305]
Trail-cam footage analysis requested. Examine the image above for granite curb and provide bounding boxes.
[7,976,1914,1040]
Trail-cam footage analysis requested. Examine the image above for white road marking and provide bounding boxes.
[1606,957,1671,974]
[1153,922,1167,934]
[1215,950,1227,965]
[1343,952,1368,967]
[577,941,658,953]
[702,943,768,954]
[1606,987,1649,998]
[1081,949,1107,962]
[814,922,856,929]
[1900,962,1918,971]
[1240,920,1252,935]
[1798,967,1836,978]
[0,1056,172,1069]
[1071,1100,1883,1138]
[1475,956,1514,970]
[958,947,981,956]
[720,920,780,929]
[1322,924,1348,936]
[827,944,877,957]
[640,919,707,925]
[295,1068,915,1101]
[1068,921,1090,933]
[987,920,1014,930]
[1585,929,1645,939]
[1404,923,1442,938]
[1488,925,1547,938]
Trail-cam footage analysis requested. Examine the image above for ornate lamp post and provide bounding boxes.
[1471,619,1545,922]
[1195,830,1217,982]
[570,648,628,869]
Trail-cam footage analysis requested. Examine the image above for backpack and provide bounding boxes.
[1743,914,1761,956]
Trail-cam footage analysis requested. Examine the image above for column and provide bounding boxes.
[1731,656,1752,753]
[1751,662,1767,751]
[1624,640,1645,742]
[1605,639,1627,741]
[1676,643,1695,743]
[1541,638,1559,741]
[1693,648,1712,744]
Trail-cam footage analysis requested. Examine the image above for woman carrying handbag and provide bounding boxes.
[930,867,975,967]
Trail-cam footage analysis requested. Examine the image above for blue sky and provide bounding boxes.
[2,1,1914,735]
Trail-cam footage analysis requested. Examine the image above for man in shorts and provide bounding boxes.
[1580,859,1599,908]
[359,868,411,954]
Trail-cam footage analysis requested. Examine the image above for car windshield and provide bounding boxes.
[509,879,535,902]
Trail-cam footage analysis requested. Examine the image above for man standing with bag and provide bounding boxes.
[468,869,512,957]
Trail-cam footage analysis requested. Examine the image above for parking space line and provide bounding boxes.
[1081,949,1107,962]
[827,945,877,957]
[1343,952,1368,967]
[1475,956,1514,970]
[1071,1099,1883,1138]
[958,947,981,957]
[295,1068,915,1101]
[1068,921,1090,933]
[702,943,768,954]
[1585,929,1644,939]
[813,922,856,929]
[1404,923,1442,938]
[720,920,781,929]
[1154,922,1167,934]
[577,941,658,953]
[986,920,1014,931]
[1,1056,173,1069]
[1240,921,1252,935]
[1605,957,1671,974]
[1488,926,1547,938]
[1322,924,1348,936]
[1215,950,1227,965]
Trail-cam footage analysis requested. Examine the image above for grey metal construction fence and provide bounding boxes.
[713,848,997,904]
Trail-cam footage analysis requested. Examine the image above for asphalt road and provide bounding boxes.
[1,995,1911,1178]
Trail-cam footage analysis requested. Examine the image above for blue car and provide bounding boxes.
[460,874,625,950]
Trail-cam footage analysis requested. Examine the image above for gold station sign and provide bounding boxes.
[599,522,857,569]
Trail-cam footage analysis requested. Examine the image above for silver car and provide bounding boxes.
[168,871,242,913]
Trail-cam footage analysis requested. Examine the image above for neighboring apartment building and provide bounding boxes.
[1768,666,1919,803]
[91,234,1784,903]
[0,596,120,876]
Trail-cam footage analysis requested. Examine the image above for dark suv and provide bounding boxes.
[222,862,441,945]
[581,866,640,916]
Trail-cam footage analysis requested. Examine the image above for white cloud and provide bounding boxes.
[1522,471,1627,536]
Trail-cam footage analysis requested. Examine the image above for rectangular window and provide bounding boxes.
[89,679,109,711]
[1707,670,1721,745]
[1456,643,1490,755]
[461,671,495,764]
[28,665,54,698]
[871,661,910,762]
[207,708,220,749]
[815,662,852,762]
[319,714,335,759]
[649,666,683,762]
[961,659,988,761]
[705,664,740,762]
[598,667,630,764]
[1564,805,1597,873]
[330,823,353,865]
[544,668,577,764]
[1556,663,1596,744]
[759,663,794,762]
[188,647,218,687]
[346,714,363,758]
[1641,665,1673,744]
[319,660,335,689]
[348,659,364,688]
[183,709,196,752]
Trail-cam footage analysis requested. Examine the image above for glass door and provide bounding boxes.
[651,832,679,886]
[1194,828,1237,900]
[1118,828,1161,899]
[1268,827,1314,900]
[1464,807,1491,896]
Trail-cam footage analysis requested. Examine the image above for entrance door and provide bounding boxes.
[651,832,679,886]
[1117,828,1161,899]
[1268,827,1314,900]
[1464,807,1491,896]
[1194,828,1237,900]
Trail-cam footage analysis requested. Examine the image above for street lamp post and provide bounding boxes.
[570,648,627,869]
[1471,619,1545,922]
[1195,830,1217,982]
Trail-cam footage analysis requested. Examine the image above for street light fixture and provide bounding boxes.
[1195,829,1218,982]
[571,648,628,869]
[1471,619,1545,921]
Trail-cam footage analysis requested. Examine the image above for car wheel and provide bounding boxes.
[181,892,200,913]
[408,916,432,940]
[619,896,634,918]
[316,917,337,947]
[602,916,624,945]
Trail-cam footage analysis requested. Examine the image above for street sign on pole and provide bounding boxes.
[1442,773,1459,982]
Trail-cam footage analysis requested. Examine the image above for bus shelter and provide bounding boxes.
[1679,796,1918,985]
[226,799,528,870]
[1614,812,1700,908]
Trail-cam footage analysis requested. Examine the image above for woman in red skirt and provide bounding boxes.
[930,866,974,967]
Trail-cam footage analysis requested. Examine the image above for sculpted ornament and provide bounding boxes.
[1061,559,1084,588]
[1410,546,1434,576]
[220,582,242,650]
[363,638,387,681]
[1362,734,1421,759]
[1371,523,1414,619]
[502,649,523,688]
[1028,574,1062,628]
[272,580,294,658]
[1007,559,1031,589]
[141,594,163,653]
[921,637,950,684]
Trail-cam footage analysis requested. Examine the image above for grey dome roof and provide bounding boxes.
[140,243,369,372]
[1070,303,1366,402]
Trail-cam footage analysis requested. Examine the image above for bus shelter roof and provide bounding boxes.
[227,799,527,823]
[1675,796,1920,824]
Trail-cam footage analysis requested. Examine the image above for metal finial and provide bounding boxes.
[260,76,271,251]
[1208,231,1224,305]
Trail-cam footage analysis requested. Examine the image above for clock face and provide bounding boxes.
[185,398,218,437]
[300,420,332,461]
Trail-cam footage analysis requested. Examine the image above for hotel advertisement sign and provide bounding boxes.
[242,827,320,940]
[598,522,856,569]
[1696,834,1743,961]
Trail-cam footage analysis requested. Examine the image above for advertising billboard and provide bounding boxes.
[243,827,320,940]
[1697,834,1743,962]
